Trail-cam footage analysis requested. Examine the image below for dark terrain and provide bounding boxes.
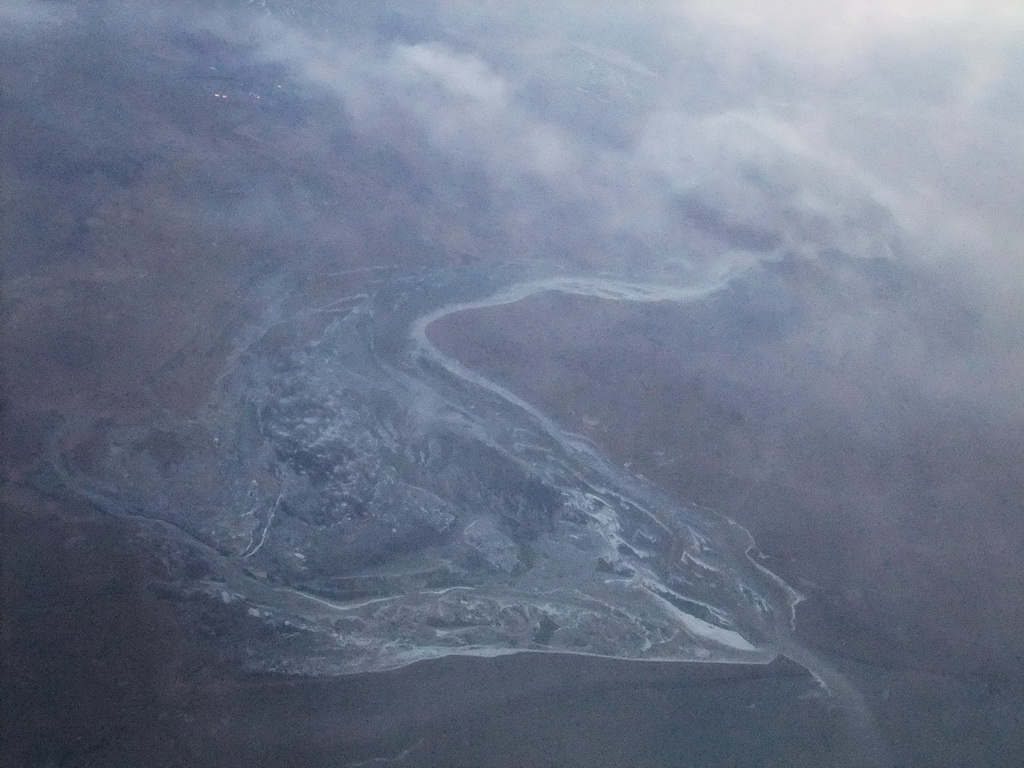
[3,3,1024,767]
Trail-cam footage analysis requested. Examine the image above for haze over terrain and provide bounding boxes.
[2,2,1023,766]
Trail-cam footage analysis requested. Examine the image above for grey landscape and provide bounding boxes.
[2,2,1023,766]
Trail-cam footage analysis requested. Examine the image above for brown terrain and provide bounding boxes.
[4,132,1023,766]
[3,10,1023,768]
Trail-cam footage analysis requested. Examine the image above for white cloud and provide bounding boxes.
[398,43,508,107]
[246,2,1024,306]
[674,0,1024,72]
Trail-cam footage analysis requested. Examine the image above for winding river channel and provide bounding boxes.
[402,268,891,767]
[56,261,892,766]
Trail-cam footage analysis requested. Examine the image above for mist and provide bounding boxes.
[3,2,1023,766]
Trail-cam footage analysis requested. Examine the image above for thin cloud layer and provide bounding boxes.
[238,0,1024,412]
[6,0,1021,298]
[660,0,1024,293]
[677,0,1024,69]
[6,0,1022,397]
[250,7,907,280]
